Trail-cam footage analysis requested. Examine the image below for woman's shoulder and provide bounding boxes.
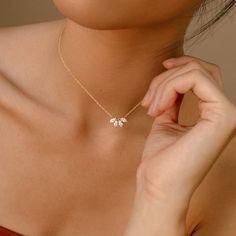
[0,19,65,112]
[0,19,64,43]
[0,19,64,77]
[0,19,64,83]
[0,19,64,49]
[0,20,65,139]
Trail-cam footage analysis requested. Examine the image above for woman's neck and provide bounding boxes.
[56,18,187,129]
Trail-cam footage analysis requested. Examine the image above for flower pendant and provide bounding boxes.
[110,117,128,127]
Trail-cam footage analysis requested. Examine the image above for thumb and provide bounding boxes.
[152,93,184,125]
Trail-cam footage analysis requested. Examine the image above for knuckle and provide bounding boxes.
[187,60,202,70]
[213,101,236,131]
[189,68,204,77]
[150,75,162,89]
[211,63,221,72]
[211,64,223,81]
[211,63,222,78]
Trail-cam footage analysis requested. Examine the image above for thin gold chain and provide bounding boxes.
[57,28,143,120]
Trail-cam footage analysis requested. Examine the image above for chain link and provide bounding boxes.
[58,28,143,120]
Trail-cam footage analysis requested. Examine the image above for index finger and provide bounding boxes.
[163,55,225,91]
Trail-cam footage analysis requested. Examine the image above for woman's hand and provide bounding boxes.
[123,56,236,236]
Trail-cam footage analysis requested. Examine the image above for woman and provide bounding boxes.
[0,0,236,235]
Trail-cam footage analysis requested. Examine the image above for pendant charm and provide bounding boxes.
[110,117,128,127]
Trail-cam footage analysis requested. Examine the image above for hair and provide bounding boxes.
[186,0,236,41]
[158,0,235,56]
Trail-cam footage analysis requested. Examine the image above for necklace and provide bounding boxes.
[57,29,143,128]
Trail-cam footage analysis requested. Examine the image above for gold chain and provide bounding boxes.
[57,28,143,127]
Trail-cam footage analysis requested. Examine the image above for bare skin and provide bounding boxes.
[0,1,236,235]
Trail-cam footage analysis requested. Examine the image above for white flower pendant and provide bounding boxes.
[110,117,128,127]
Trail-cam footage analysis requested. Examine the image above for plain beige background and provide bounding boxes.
[0,0,236,105]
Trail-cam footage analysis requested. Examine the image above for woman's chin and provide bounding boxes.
[53,0,130,30]
[64,15,140,30]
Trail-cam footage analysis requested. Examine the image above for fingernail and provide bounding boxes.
[163,58,176,63]
[163,58,176,66]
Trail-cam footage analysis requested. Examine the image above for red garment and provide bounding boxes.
[0,226,22,236]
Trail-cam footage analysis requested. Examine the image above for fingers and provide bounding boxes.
[148,61,218,116]
[142,66,185,107]
[163,55,224,91]
[142,55,225,118]
[148,69,226,119]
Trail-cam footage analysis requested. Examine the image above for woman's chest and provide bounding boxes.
[0,127,142,236]
[0,92,205,236]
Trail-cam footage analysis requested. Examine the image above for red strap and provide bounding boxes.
[0,226,22,236]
